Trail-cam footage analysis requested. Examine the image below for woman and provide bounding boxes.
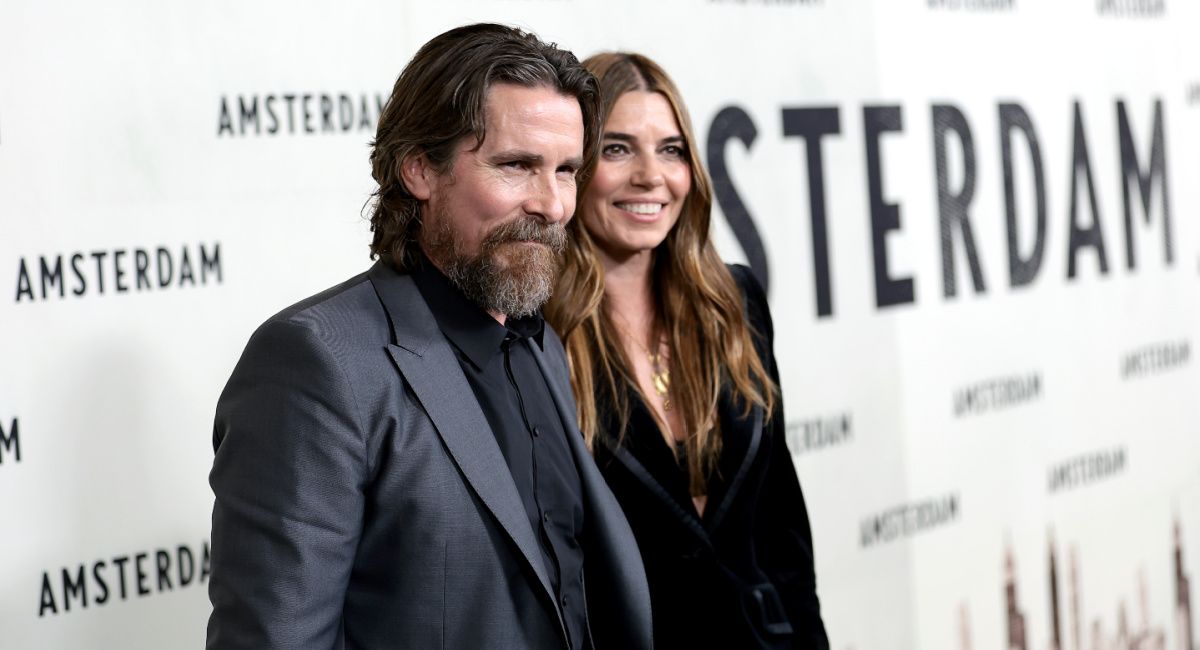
[546,53,830,649]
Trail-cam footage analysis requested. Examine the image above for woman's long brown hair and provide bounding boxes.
[545,52,776,497]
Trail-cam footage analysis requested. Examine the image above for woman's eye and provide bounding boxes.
[662,145,686,158]
[602,143,628,156]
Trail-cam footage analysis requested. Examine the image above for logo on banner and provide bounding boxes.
[1047,446,1127,493]
[0,417,19,465]
[1096,0,1165,16]
[14,242,222,303]
[1120,339,1190,379]
[217,92,386,137]
[787,412,853,454]
[38,540,211,616]
[860,493,960,548]
[709,98,1174,315]
[927,0,1015,11]
[953,372,1042,417]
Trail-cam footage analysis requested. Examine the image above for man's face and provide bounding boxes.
[413,83,585,319]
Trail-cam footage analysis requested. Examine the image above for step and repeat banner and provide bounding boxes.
[2,1,1197,648]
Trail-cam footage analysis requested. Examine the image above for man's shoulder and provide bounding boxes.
[253,267,389,346]
[278,267,373,317]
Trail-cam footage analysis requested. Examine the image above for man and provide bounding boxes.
[207,24,652,649]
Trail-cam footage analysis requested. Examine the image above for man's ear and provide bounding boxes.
[400,153,435,201]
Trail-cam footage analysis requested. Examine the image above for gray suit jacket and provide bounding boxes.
[207,262,652,649]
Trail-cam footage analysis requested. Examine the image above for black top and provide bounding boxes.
[411,256,588,649]
[592,265,829,650]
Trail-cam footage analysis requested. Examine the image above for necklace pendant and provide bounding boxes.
[650,367,671,410]
[651,372,669,395]
[634,333,672,412]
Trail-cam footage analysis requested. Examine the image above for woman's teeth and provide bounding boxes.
[615,202,662,215]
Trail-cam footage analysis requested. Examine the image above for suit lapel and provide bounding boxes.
[529,338,662,551]
[529,337,653,648]
[605,385,765,538]
[367,263,560,619]
[703,403,763,533]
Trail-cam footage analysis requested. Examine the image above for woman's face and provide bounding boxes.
[582,91,692,263]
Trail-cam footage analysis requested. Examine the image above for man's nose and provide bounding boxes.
[522,173,569,223]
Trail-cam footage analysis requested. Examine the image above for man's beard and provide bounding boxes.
[422,210,567,318]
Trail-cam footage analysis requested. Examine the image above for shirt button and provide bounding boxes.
[532,426,541,437]
[542,511,551,523]
[561,594,569,608]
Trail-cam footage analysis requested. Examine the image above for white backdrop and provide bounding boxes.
[2,1,1197,648]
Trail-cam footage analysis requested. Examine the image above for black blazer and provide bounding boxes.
[592,264,829,650]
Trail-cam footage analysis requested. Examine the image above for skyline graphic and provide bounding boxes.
[990,518,1194,650]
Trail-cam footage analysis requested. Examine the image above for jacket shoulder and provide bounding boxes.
[725,263,772,339]
[268,270,377,327]
[241,269,393,354]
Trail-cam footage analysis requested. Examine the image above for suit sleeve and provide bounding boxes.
[207,316,367,649]
[730,265,831,650]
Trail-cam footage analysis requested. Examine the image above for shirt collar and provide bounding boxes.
[410,252,545,369]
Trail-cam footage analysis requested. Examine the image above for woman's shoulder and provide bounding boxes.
[724,263,772,337]
[725,262,767,303]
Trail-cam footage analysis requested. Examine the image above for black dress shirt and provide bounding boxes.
[411,256,588,649]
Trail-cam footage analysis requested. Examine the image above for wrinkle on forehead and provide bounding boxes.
[481,84,584,153]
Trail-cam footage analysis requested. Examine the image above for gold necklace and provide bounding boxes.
[644,347,671,411]
[612,313,672,411]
